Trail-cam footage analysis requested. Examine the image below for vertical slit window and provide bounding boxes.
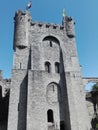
[47,109,54,123]
[20,63,21,69]
[50,41,52,47]
[55,62,60,73]
[45,62,51,73]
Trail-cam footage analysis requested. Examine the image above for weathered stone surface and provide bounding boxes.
[0,10,95,130]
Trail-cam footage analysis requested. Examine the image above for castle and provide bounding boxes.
[0,9,98,130]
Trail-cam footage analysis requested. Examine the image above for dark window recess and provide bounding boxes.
[55,62,60,73]
[60,121,65,130]
[45,62,51,73]
[43,36,60,46]
[50,41,52,47]
[52,85,55,91]
[47,109,54,123]
[20,63,21,69]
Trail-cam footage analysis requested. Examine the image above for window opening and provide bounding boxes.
[50,41,52,47]
[47,109,54,123]
[45,62,51,73]
[20,63,21,69]
[43,36,60,46]
[55,62,60,73]
[60,121,65,130]
[52,85,55,92]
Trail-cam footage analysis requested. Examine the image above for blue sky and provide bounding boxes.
[0,0,98,78]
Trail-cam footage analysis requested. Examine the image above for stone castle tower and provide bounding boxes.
[7,10,91,130]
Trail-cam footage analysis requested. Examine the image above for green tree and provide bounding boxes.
[86,82,98,130]
[92,82,98,92]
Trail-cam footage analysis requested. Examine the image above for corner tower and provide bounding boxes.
[14,10,32,49]
[8,10,91,130]
[13,10,32,69]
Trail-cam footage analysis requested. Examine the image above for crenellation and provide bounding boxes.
[31,21,64,32]
[15,10,31,18]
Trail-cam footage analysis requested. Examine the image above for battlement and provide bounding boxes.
[14,10,31,19]
[30,16,75,38]
[14,10,75,27]
[14,10,75,38]
[31,21,64,31]
[65,16,75,22]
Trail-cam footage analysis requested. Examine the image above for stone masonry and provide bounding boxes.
[0,9,97,130]
[7,10,91,130]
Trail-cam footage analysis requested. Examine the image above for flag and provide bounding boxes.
[26,0,32,10]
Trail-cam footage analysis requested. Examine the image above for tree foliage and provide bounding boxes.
[92,82,98,92]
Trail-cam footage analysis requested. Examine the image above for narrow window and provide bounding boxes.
[50,41,52,47]
[47,109,54,123]
[45,62,51,73]
[20,63,21,69]
[60,121,65,130]
[52,85,55,92]
[55,62,60,73]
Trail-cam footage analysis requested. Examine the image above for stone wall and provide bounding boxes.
[7,10,91,130]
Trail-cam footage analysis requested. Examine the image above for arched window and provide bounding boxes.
[47,109,54,123]
[45,62,51,73]
[43,36,60,46]
[55,62,60,73]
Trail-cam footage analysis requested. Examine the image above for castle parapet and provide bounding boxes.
[31,22,64,31]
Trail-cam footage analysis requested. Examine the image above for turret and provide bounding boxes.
[13,10,32,50]
[62,9,75,38]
